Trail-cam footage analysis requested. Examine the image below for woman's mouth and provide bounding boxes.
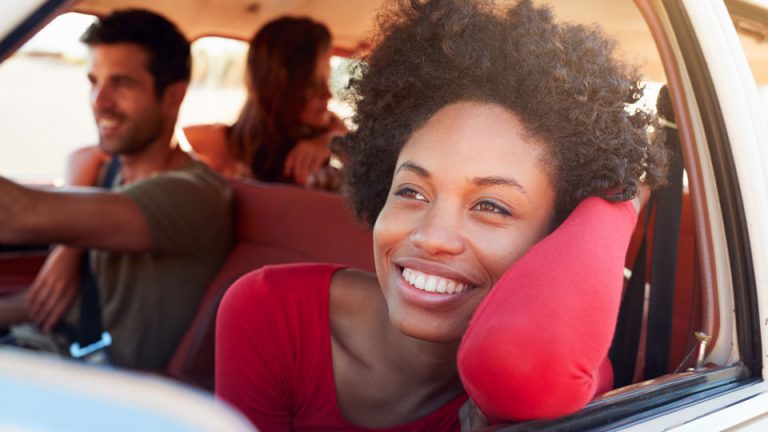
[401,267,473,294]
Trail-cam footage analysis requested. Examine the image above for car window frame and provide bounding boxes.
[0,0,73,63]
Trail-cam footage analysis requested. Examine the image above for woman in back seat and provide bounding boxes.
[183,16,346,187]
[215,0,669,430]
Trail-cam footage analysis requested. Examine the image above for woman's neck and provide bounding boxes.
[380,313,463,389]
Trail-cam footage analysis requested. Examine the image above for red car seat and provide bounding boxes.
[166,180,374,390]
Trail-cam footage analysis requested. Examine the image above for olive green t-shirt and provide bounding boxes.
[89,161,232,369]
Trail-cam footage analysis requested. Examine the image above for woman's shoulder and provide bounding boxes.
[182,123,229,155]
[225,263,343,308]
[182,123,254,178]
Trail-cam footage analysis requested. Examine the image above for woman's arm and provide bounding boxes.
[458,197,637,423]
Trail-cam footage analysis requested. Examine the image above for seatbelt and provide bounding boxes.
[609,198,653,388]
[643,128,684,379]
[55,156,121,362]
[610,85,684,384]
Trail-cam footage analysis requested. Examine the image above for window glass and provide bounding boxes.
[0,12,96,184]
[178,37,248,127]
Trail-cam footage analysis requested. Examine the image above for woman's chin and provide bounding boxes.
[390,314,467,345]
[302,111,331,129]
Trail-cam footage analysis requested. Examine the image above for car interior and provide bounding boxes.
[1,0,767,430]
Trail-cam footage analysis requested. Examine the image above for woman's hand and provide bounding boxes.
[283,134,332,185]
[459,399,489,432]
[305,165,343,192]
[26,245,82,331]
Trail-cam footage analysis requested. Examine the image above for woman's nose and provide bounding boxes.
[410,207,465,256]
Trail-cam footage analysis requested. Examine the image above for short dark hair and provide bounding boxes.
[81,9,191,96]
[340,0,669,226]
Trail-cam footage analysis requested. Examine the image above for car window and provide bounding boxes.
[0,12,96,184]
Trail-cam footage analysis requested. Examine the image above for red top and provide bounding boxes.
[215,263,467,431]
[216,197,637,430]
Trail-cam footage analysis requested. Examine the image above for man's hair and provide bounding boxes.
[81,9,191,96]
[339,0,669,226]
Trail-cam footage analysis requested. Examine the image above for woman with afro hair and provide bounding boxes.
[215,0,669,430]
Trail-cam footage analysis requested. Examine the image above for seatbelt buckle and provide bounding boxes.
[69,331,112,360]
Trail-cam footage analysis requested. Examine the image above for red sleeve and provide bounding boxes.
[215,269,293,431]
[457,197,637,423]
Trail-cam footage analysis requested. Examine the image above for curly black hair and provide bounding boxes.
[338,0,668,226]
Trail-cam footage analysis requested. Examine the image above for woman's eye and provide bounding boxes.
[472,200,512,216]
[394,187,428,202]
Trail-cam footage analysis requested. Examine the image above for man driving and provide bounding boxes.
[0,9,232,370]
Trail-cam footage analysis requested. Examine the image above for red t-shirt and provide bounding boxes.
[215,263,467,431]
[216,197,637,430]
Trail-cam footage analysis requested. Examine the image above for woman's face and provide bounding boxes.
[299,49,332,129]
[373,101,557,343]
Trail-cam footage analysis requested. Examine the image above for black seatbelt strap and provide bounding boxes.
[643,129,684,380]
[101,156,121,188]
[56,155,120,361]
[609,199,654,388]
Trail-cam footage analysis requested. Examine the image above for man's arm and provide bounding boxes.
[0,176,151,252]
[26,146,111,330]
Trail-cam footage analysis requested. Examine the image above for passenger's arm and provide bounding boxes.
[0,176,151,252]
[457,197,638,423]
[284,114,348,185]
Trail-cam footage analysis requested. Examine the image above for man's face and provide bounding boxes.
[87,43,165,155]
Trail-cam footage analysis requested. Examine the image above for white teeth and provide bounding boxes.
[415,273,426,290]
[425,277,437,292]
[436,279,447,293]
[401,267,470,295]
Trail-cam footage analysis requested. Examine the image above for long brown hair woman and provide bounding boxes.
[186,16,346,184]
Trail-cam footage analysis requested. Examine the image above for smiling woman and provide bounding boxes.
[373,102,557,344]
[214,0,669,430]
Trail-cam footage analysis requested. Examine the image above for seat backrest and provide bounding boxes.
[166,180,374,389]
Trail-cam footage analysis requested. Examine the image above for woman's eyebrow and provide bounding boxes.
[395,161,430,178]
[472,176,527,194]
